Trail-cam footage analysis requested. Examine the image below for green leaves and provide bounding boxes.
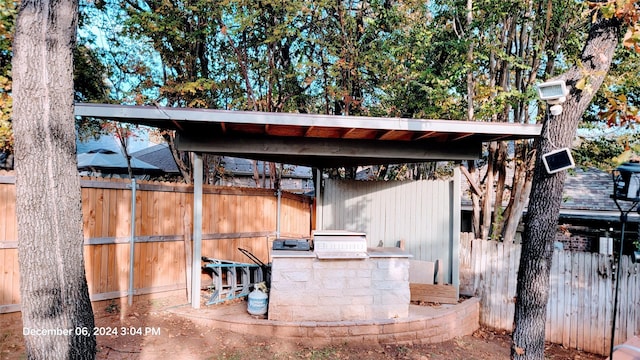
[0,0,16,148]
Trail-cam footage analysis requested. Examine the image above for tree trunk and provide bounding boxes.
[482,142,496,240]
[492,141,508,237]
[501,146,535,242]
[12,1,96,359]
[511,15,621,360]
[115,124,134,179]
[163,132,192,183]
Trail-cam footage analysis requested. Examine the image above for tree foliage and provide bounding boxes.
[0,0,113,152]
[82,0,466,182]
[0,0,17,149]
[78,0,637,214]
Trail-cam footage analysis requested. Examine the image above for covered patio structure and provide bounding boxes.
[74,102,542,309]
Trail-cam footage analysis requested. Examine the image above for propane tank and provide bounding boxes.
[247,283,268,316]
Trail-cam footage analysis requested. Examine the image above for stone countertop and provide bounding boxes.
[366,247,413,258]
[270,250,316,258]
[270,247,412,258]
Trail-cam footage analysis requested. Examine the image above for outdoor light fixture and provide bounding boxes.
[613,161,640,201]
[542,147,575,174]
[537,80,575,174]
[609,160,640,359]
[537,80,569,116]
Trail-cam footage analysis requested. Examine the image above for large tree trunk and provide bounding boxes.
[511,15,621,360]
[12,1,97,359]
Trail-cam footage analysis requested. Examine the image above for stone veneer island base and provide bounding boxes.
[268,247,412,322]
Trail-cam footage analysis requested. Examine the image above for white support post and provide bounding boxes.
[451,165,461,297]
[191,153,203,309]
[315,168,323,231]
[276,187,282,239]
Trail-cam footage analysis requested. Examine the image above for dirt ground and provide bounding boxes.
[1,295,606,360]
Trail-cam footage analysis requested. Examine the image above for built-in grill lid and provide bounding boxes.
[272,239,311,251]
[313,230,369,259]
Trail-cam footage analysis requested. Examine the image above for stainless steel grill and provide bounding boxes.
[313,230,368,259]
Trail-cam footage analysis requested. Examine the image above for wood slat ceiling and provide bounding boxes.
[192,123,502,143]
[75,103,542,167]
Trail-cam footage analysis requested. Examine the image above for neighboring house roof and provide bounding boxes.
[461,166,638,222]
[77,149,161,174]
[563,168,615,212]
[76,132,152,154]
[131,144,179,173]
[221,157,312,179]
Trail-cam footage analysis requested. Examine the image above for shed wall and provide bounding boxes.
[319,169,460,288]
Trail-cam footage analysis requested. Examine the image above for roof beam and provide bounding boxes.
[175,133,481,168]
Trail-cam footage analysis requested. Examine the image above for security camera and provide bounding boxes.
[550,104,563,116]
[537,80,568,103]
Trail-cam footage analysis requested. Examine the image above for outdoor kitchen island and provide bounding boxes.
[268,231,412,322]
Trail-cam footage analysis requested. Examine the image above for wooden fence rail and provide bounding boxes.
[460,233,640,356]
[0,175,312,313]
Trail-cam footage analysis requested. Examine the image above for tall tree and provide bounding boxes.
[12,0,96,358]
[512,2,632,358]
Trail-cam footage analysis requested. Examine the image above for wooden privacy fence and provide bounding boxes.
[0,175,312,313]
[460,233,640,356]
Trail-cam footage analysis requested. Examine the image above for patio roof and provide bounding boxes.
[75,103,542,168]
[74,102,542,309]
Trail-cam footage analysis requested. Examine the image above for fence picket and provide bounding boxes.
[583,253,593,353]
[555,250,565,345]
[548,250,558,343]
[478,239,489,325]
[471,238,481,297]
[562,250,571,348]
[489,241,498,328]
[603,253,613,355]
[592,253,602,354]
[577,252,586,351]
[507,240,518,331]
[497,240,507,330]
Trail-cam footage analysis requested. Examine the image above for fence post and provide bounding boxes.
[183,205,192,303]
[128,178,137,306]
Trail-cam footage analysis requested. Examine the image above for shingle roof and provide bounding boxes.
[562,168,616,212]
[131,144,179,173]
[461,166,623,214]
